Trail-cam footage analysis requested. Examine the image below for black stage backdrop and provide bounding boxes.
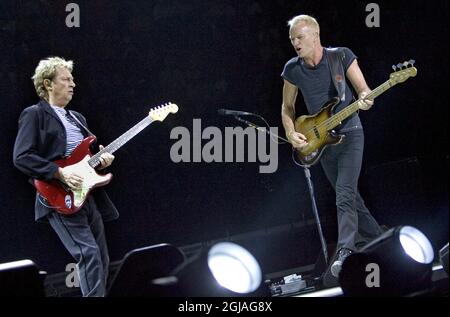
[0,0,448,275]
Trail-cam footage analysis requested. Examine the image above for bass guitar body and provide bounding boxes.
[294,97,345,166]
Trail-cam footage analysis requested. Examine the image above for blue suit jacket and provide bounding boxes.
[13,100,119,222]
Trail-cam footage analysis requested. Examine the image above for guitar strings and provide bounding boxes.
[301,81,387,137]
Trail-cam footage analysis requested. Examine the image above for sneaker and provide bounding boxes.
[330,248,352,278]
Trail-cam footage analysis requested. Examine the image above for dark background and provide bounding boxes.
[0,0,448,276]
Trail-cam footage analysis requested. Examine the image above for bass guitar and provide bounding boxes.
[294,60,417,166]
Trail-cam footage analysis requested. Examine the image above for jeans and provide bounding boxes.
[320,129,382,251]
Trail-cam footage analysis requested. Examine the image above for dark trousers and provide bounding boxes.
[47,196,109,297]
[320,129,382,252]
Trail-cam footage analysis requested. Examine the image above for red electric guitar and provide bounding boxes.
[34,102,178,215]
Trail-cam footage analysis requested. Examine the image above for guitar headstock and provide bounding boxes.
[389,59,417,84]
[148,102,179,122]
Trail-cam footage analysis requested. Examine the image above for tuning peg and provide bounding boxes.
[403,61,409,68]
[408,59,415,66]
[397,63,404,69]
[392,65,397,71]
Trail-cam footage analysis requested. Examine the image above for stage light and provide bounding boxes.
[399,226,434,264]
[339,225,434,296]
[159,242,265,297]
[439,242,449,275]
[0,259,45,296]
[207,242,262,294]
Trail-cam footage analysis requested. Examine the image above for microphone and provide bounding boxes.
[217,108,253,116]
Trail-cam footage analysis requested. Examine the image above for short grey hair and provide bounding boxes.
[32,56,73,99]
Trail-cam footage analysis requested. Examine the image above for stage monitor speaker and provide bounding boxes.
[107,243,185,297]
[0,259,45,296]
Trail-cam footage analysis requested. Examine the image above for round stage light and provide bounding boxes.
[399,226,434,264]
[340,225,435,296]
[207,242,262,293]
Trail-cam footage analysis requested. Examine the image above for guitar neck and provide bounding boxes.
[325,79,396,130]
[88,116,154,168]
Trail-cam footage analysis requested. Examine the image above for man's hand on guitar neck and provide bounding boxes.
[287,130,308,149]
[98,145,114,170]
[358,90,374,110]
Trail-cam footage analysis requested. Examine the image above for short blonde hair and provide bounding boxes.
[32,57,73,99]
[287,14,320,34]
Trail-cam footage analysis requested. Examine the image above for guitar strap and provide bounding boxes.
[325,47,347,102]
[68,110,97,138]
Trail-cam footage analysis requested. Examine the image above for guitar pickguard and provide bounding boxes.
[62,155,112,208]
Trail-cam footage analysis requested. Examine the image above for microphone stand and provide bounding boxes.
[232,115,329,268]
[232,115,287,142]
[301,164,329,267]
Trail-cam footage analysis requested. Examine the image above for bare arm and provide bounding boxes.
[346,59,373,110]
[281,80,307,148]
